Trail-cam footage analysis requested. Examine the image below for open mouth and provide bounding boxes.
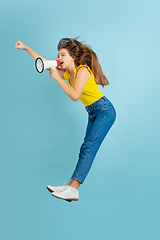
[60,62,64,68]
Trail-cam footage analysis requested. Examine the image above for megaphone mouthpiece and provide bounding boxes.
[56,60,61,67]
[35,58,61,73]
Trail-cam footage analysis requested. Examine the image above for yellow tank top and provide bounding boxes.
[64,65,103,107]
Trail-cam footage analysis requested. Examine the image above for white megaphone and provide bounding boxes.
[35,57,61,73]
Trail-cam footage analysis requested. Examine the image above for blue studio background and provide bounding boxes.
[1,0,160,239]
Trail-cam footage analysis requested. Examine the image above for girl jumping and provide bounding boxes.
[14,38,116,202]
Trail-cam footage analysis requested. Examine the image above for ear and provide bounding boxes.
[71,56,75,62]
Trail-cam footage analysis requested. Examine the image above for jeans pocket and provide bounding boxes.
[94,101,107,111]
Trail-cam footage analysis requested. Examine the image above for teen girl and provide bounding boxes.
[14,38,116,202]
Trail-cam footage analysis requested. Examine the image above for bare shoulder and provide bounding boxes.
[76,66,91,79]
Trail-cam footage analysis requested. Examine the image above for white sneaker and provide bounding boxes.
[51,186,79,201]
[46,184,69,193]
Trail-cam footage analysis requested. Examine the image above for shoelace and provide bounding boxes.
[56,181,67,191]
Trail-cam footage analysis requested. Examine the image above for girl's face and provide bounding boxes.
[58,48,75,69]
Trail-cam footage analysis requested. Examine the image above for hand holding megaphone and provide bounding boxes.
[35,57,61,73]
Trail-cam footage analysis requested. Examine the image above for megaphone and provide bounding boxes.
[35,57,61,73]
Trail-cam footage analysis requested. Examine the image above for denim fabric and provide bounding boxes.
[71,96,116,183]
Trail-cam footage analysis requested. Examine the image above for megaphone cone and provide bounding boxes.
[35,57,61,73]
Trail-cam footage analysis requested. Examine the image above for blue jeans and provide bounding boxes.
[71,96,116,184]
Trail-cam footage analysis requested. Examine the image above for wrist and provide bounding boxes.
[56,76,62,83]
[24,45,29,51]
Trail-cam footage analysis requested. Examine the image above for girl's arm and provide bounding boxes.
[50,67,91,102]
[14,40,47,60]
[14,41,65,78]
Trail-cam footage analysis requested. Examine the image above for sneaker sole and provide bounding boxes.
[46,186,54,193]
[51,194,78,202]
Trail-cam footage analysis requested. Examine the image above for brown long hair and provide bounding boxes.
[57,38,109,87]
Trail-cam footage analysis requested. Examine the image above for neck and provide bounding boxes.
[67,62,77,75]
